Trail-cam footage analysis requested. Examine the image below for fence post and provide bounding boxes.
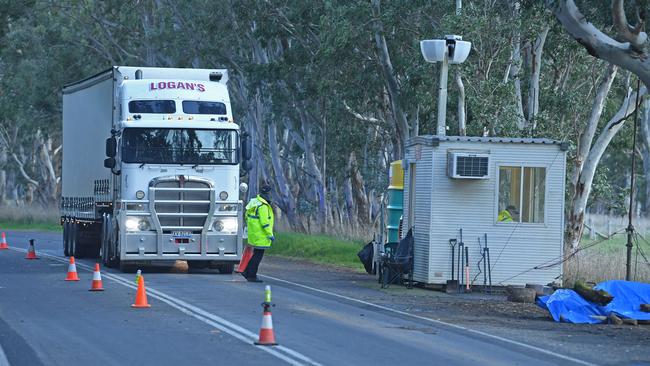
[607,220,612,238]
[588,216,595,240]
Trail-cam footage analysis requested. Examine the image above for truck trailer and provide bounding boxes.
[61,66,251,272]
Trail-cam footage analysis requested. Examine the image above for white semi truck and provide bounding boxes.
[61,66,251,272]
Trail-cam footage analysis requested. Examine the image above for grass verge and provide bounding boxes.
[0,205,61,232]
[0,221,61,232]
[267,232,366,271]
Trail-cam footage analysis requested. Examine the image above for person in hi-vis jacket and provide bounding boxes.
[242,183,274,282]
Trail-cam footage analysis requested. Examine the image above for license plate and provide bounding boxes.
[172,231,192,239]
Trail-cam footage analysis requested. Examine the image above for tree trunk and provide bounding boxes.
[526,27,550,131]
[566,84,646,251]
[569,65,618,201]
[640,99,650,214]
[268,122,300,229]
[371,0,409,158]
[456,72,466,136]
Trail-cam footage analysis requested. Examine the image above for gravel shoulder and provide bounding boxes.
[262,256,650,366]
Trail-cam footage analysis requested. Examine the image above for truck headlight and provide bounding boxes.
[213,220,224,232]
[222,217,238,232]
[218,204,237,211]
[138,219,150,231]
[125,217,150,231]
[213,217,238,232]
[219,191,228,200]
[136,190,145,200]
[125,218,139,231]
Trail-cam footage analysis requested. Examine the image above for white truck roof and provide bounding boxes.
[63,66,229,94]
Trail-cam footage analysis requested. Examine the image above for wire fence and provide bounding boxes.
[497,226,650,285]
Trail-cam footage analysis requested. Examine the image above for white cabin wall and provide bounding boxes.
[405,137,566,286]
[404,146,434,283]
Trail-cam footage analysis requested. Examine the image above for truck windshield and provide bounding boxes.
[121,128,239,165]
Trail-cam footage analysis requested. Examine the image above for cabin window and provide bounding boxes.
[128,100,176,113]
[182,101,227,115]
[497,166,545,223]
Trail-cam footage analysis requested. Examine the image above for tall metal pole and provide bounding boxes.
[436,50,449,136]
[456,0,462,15]
[626,79,642,281]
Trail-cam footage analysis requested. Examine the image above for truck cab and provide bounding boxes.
[61,66,251,272]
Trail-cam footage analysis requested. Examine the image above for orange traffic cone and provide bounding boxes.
[0,232,9,250]
[25,239,38,259]
[235,246,254,273]
[89,263,104,291]
[131,275,151,308]
[254,309,278,346]
[65,256,80,281]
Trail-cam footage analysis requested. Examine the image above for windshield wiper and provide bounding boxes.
[139,162,146,168]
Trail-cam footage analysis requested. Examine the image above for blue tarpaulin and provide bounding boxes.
[536,280,650,324]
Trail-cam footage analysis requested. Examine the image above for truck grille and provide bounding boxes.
[153,179,211,233]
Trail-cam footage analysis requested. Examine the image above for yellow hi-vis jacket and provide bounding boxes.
[497,210,513,222]
[245,195,274,248]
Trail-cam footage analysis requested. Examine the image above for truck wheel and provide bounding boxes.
[104,219,120,268]
[217,263,234,274]
[100,217,109,266]
[70,223,78,258]
[63,221,70,257]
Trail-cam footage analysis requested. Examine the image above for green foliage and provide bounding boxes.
[0,0,639,228]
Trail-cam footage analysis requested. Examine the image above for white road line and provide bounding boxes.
[260,275,598,366]
[9,249,321,366]
[0,342,10,366]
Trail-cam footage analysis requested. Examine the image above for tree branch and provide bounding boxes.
[11,153,38,187]
[612,0,647,50]
[547,0,650,86]
[342,100,381,124]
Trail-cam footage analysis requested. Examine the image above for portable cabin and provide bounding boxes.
[402,135,568,286]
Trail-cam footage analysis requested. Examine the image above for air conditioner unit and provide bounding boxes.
[447,152,490,179]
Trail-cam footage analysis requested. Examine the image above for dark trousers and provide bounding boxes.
[243,248,265,278]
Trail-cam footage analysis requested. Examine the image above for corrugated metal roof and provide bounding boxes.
[407,135,568,150]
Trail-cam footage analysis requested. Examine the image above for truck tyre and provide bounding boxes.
[100,216,109,266]
[217,263,234,274]
[70,222,78,258]
[103,217,120,268]
[63,221,70,257]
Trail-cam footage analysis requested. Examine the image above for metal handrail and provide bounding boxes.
[151,187,212,192]
[124,212,151,217]
[156,212,208,217]
[154,200,211,204]
[161,226,204,231]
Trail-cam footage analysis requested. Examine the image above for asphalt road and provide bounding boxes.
[0,231,599,366]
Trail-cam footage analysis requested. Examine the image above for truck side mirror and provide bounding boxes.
[241,160,251,175]
[105,137,117,158]
[104,157,116,169]
[241,132,252,161]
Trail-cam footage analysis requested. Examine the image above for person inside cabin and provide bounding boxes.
[498,205,519,222]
